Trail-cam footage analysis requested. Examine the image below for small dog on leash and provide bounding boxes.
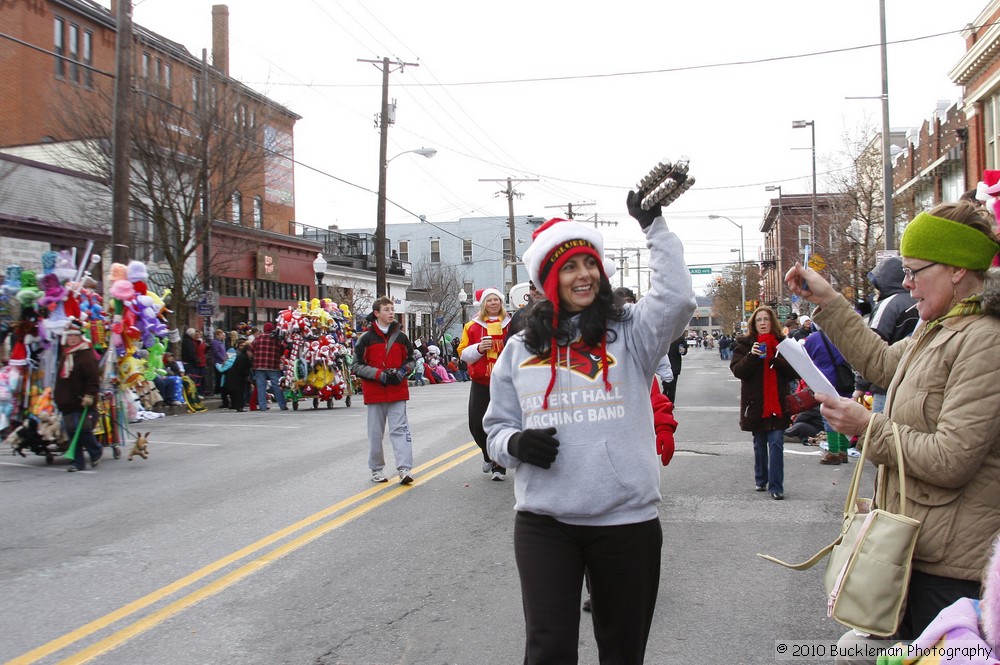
[128,432,150,461]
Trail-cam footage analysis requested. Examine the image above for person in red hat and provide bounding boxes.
[484,191,697,664]
[457,286,511,480]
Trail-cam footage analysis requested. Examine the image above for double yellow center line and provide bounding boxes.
[8,442,480,665]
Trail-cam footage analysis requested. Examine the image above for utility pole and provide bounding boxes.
[479,177,538,285]
[544,201,594,220]
[359,56,419,297]
[582,213,618,228]
[110,0,133,264]
[879,0,895,250]
[200,49,211,301]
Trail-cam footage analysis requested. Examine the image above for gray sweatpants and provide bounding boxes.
[367,400,413,472]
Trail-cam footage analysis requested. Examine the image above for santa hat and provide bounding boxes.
[522,218,616,298]
[474,287,504,307]
[520,218,615,409]
[8,340,27,366]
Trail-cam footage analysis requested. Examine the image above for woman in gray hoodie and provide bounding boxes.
[484,191,696,664]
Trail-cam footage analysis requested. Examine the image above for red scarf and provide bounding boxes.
[758,332,782,418]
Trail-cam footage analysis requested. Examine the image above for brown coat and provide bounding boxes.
[815,284,1000,582]
[54,344,100,414]
[730,335,798,432]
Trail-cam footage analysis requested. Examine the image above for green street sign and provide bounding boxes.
[689,267,713,274]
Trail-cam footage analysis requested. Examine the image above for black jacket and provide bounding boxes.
[855,257,919,395]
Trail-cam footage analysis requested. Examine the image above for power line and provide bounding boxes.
[243,22,995,89]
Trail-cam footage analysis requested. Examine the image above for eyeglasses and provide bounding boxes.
[901,262,938,281]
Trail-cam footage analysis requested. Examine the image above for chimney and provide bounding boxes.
[211,5,229,76]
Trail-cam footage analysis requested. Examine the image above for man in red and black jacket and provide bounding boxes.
[351,297,416,485]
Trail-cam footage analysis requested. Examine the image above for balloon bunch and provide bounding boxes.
[106,260,172,389]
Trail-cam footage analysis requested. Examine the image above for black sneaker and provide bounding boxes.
[754,485,766,492]
[582,597,592,612]
[771,492,784,500]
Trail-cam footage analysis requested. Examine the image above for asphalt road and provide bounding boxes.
[1,348,865,664]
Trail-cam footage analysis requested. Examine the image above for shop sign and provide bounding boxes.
[256,250,280,281]
[0,237,49,272]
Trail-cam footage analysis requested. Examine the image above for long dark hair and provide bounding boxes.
[522,275,625,355]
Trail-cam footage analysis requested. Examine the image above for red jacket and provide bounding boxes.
[457,315,511,385]
[351,322,414,404]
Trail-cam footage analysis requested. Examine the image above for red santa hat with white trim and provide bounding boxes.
[474,287,504,307]
[522,218,616,302]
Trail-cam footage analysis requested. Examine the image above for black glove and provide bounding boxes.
[385,369,403,385]
[379,370,390,386]
[508,427,560,468]
[626,190,661,230]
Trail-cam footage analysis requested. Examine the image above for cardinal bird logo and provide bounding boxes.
[519,341,616,381]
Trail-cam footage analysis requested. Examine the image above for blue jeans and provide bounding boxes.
[254,369,286,410]
[871,392,887,413]
[752,429,784,494]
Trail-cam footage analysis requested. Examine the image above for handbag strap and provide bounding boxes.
[818,332,844,370]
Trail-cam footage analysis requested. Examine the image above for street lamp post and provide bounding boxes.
[458,288,469,326]
[792,120,817,257]
[375,147,437,297]
[708,214,745,321]
[313,252,328,301]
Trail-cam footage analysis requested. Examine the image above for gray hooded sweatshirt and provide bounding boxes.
[484,218,696,526]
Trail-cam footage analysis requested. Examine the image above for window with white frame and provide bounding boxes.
[987,95,1000,170]
[82,30,92,87]
[231,191,242,224]
[142,52,150,79]
[798,225,811,254]
[163,62,171,89]
[463,239,473,263]
[68,24,79,82]
[54,18,65,78]
[430,239,441,264]
[398,240,408,262]
[252,195,263,229]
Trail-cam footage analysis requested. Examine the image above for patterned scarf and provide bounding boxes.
[923,295,982,334]
[60,339,91,379]
[758,332,783,418]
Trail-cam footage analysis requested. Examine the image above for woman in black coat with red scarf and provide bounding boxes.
[730,305,798,500]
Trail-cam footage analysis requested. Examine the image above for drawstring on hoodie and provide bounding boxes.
[541,337,613,410]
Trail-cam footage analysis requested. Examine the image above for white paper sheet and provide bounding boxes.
[775,338,838,396]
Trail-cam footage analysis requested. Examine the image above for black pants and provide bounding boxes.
[663,378,678,403]
[62,411,102,470]
[897,570,982,640]
[514,512,662,665]
[468,381,504,471]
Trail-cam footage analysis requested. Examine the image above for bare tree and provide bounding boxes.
[410,261,464,344]
[823,120,885,304]
[52,69,279,330]
[707,262,761,334]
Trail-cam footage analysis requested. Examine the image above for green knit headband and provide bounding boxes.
[900,212,1000,271]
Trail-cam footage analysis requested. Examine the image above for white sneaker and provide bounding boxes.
[482,461,492,473]
[847,447,861,457]
[371,470,388,483]
[399,470,414,485]
[491,470,506,481]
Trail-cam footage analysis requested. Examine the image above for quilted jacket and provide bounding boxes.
[814,271,1000,581]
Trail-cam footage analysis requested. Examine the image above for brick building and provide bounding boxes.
[1,0,300,236]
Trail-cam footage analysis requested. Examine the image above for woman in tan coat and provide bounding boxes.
[785,200,1000,647]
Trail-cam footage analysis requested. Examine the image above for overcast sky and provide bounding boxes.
[122,0,987,293]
